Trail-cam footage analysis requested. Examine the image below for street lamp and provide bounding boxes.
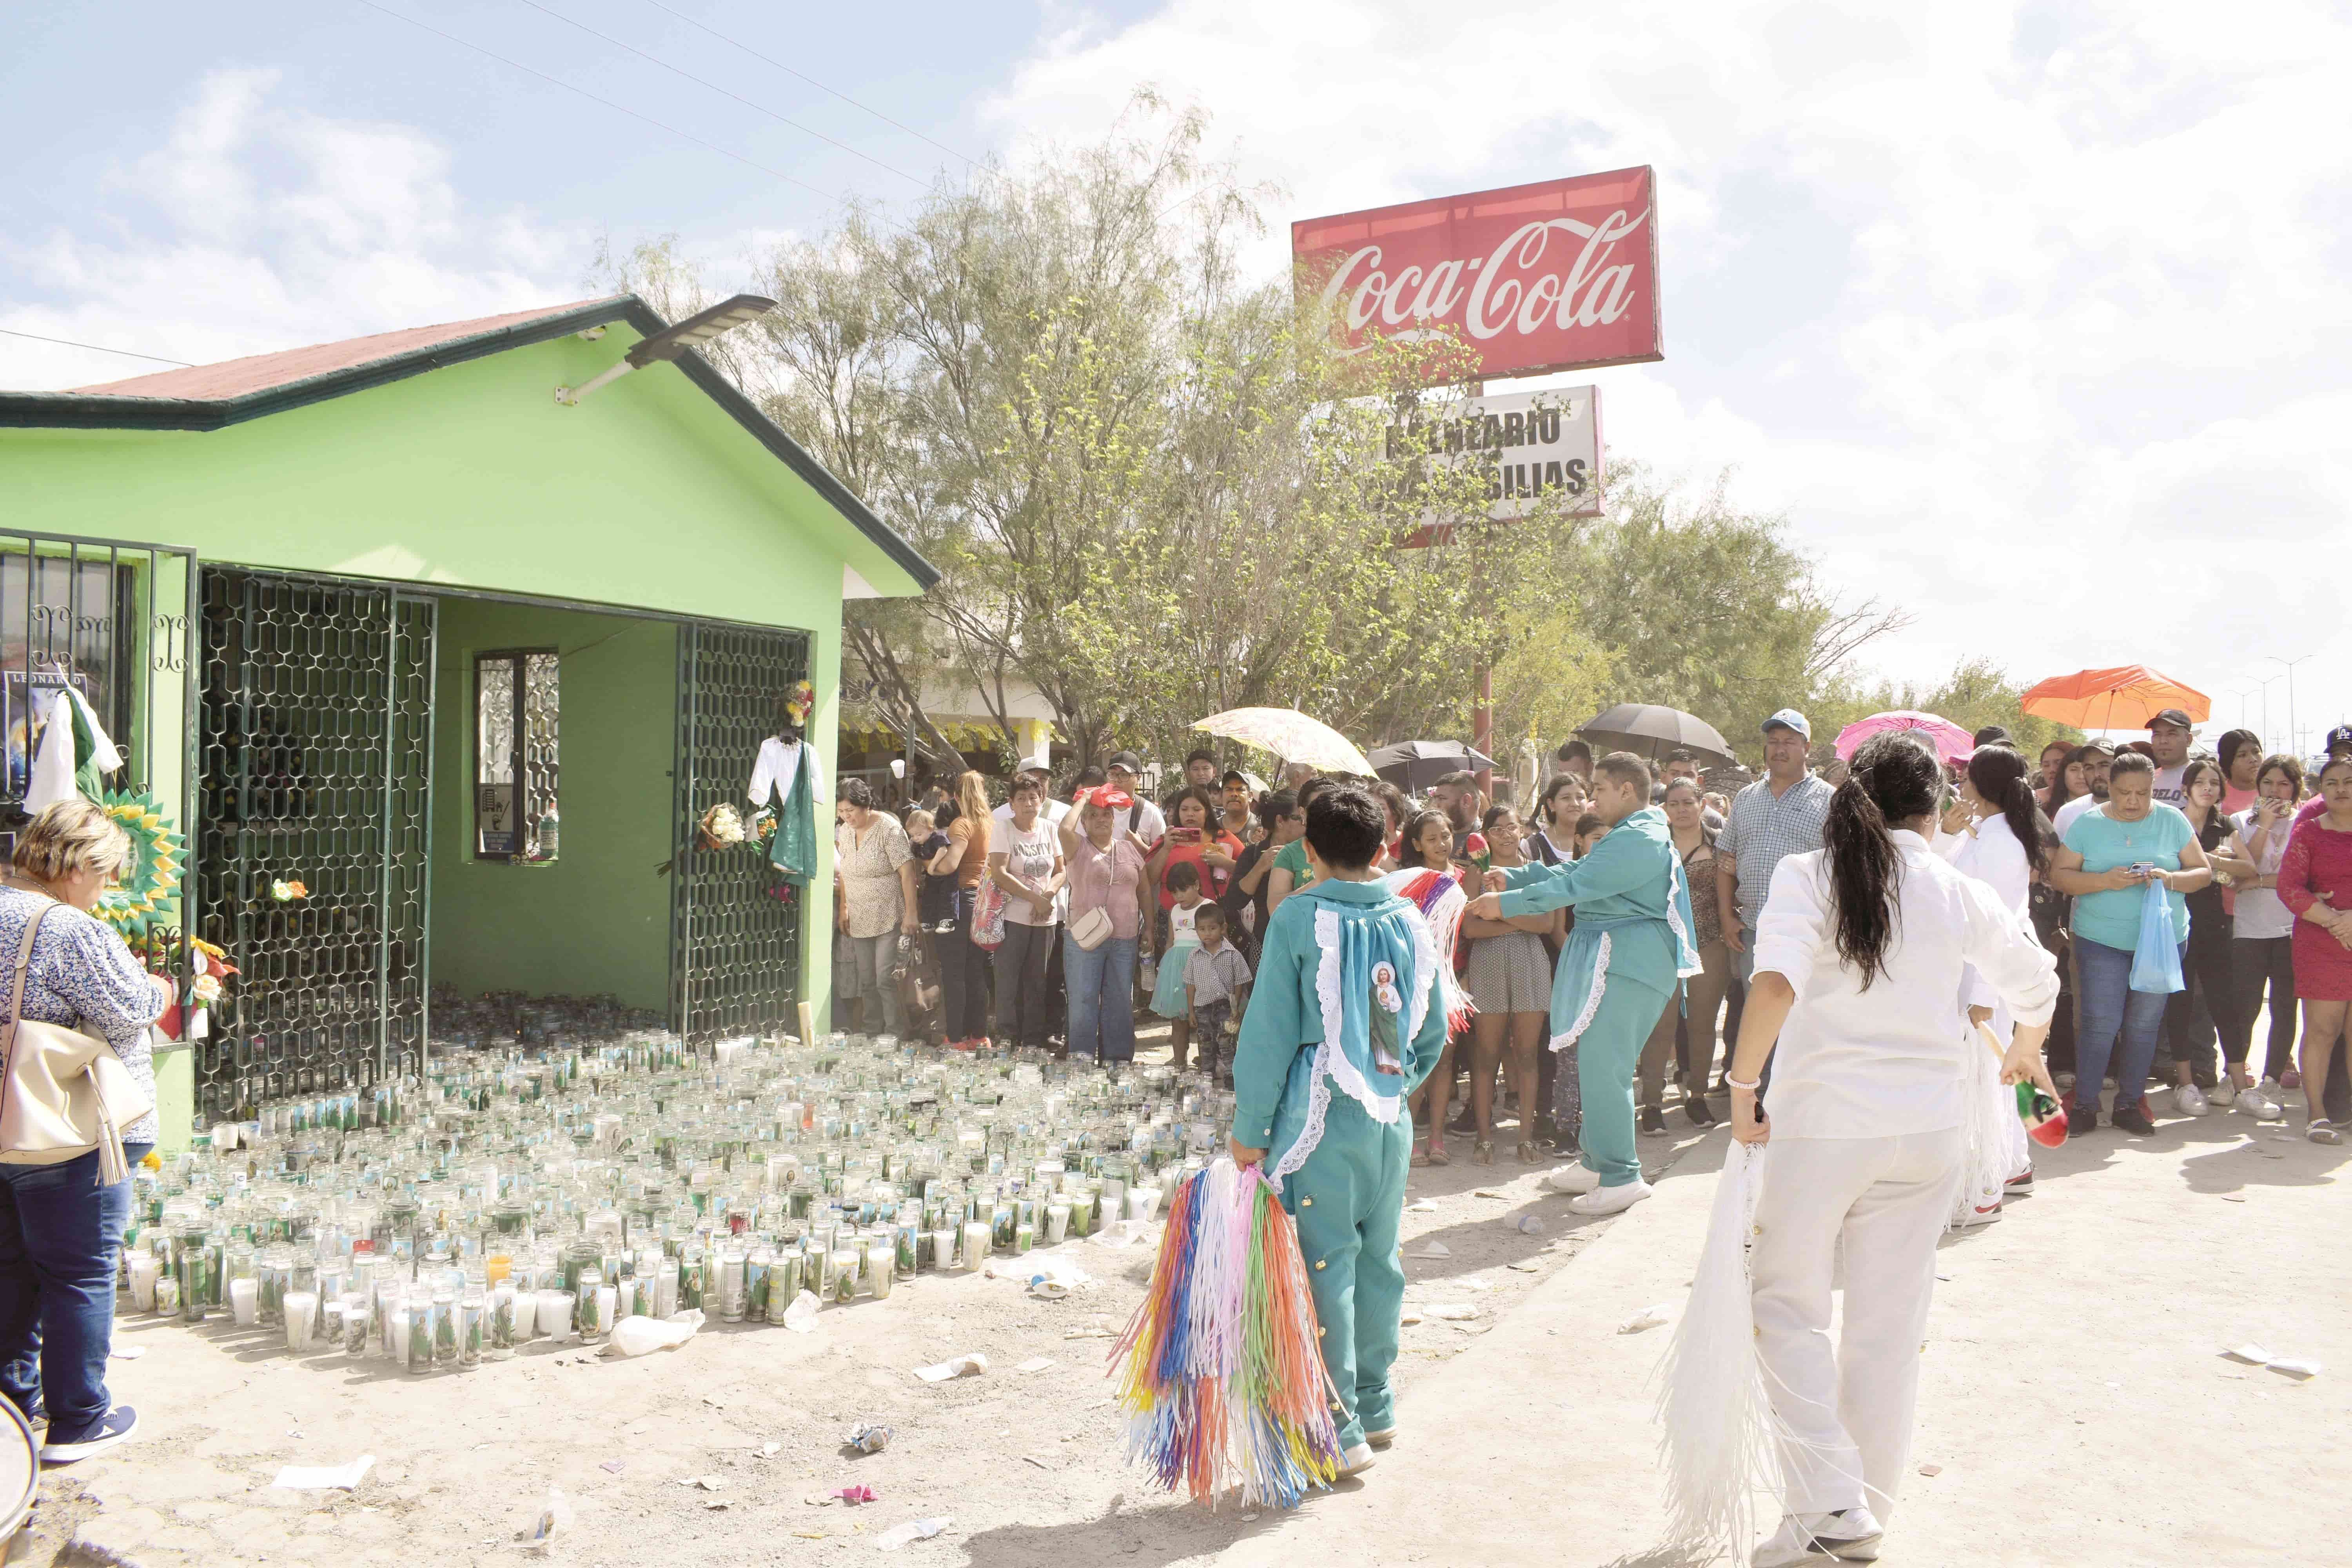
[2267,653,2314,760]
[555,294,776,405]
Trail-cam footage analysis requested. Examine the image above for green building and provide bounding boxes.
[0,295,936,1146]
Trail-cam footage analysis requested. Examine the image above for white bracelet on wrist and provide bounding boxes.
[1726,1075,1760,1092]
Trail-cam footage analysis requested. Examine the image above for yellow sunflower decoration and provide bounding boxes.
[96,789,185,935]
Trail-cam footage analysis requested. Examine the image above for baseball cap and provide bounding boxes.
[1220,768,1250,788]
[2327,725,2352,755]
[1016,753,1052,777]
[2149,708,2194,731]
[1761,709,1811,741]
[1107,750,1143,773]
[1090,787,1134,810]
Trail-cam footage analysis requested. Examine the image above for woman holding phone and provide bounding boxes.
[2047,752,2213,1135]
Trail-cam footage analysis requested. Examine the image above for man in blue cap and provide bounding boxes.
[1716,709,1837,996]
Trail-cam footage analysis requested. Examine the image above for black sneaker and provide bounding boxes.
[41,1404,136,1464]
[2112,1104,2156,1137]
[1685,1096,1717,1129]
[1446,1107,1478,1136]
[2069,1103,2099,1138]
[1638,1107,1667,1136]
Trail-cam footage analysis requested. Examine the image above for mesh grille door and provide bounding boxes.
[196,571,434,1120]
[673,620,809,1045]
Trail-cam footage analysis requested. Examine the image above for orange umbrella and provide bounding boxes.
[2019,666,2210,731]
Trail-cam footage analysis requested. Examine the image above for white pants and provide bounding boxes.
[1750,1128,1962,1519]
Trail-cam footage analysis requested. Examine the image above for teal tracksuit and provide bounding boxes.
[1495,806,1696,1189]
[1233,875,1449,1449]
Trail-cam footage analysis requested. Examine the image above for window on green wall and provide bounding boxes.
[475,649,560,862]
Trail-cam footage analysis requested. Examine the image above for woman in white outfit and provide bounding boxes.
[1934,743,2054,1225]
[1728,735,2059,1566]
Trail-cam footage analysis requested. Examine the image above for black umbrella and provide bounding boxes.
[1368,739,1499,793]
[1576,704,1737,766]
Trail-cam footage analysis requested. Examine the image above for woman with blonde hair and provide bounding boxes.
[924,771,996,1050]
[0,799,172,1463]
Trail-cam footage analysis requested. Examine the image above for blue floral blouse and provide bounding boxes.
[0,886,172,1147]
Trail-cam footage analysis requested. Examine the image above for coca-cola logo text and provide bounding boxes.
[1293,168,1662,384]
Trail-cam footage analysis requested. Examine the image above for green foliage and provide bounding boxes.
[596,102,1910,777]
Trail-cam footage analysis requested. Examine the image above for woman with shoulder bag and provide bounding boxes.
[0,799,172,1463]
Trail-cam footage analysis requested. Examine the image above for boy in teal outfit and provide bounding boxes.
[1230,784,1450,1481]
[1468,751,1699,1217]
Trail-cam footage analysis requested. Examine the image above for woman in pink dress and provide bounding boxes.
[2276,755,2352,1143]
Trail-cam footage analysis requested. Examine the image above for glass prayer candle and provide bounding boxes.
[831,1249,860,1304]
[960,1220,989,1272]
[865,1243,894,1301]
[1045,1204,1070,1245]
[283,1290,319,1352]
[342,1292,370,1356]
[717,1247,747,1323]
[229,1275,260,1326]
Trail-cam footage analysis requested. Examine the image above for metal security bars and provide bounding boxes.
[196,570,434,1121]
[0,532,196,839]
[473,648,559,860]
[671,620,809,1046]
[0,530,196,1007]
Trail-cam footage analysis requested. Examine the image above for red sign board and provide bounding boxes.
[1292,166,1661,383]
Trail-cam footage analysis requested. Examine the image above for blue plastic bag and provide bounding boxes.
[2129,878,2185,993]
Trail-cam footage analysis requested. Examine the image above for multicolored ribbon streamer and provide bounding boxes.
[1108,1160,1345,1509]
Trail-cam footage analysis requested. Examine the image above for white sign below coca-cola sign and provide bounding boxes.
[1390,387,1601,547]
[1293,167,1661,385]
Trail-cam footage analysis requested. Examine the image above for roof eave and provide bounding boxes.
[0,295,940,593]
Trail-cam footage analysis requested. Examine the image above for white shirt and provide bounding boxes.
[2151,763,2187,807]
[2052,793,2100,839]
[1934,813,2034,1029]
[1753,829,2058,1139]
[2231,806,2296,940]
[746,736,826,807]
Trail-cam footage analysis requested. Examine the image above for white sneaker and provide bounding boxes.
[1541,1163,1600,1195]
[1337,1441,1376,1478]
[2055,1071,2077,1092]
[2178,1083,2210,1117]
[2258,1076,2285,1105]
[1955,1198,2003,1227]
[1753,1507,1885,1565]
[2245,1089,2284,1122]
[1568,1179,1652,1216]
[2209,1078,2238,1107]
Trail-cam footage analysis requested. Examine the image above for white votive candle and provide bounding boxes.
[284,1290,318,1352]
[229,1275,260,1326]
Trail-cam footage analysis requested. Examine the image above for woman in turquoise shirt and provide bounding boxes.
[2049,751,2214,1136]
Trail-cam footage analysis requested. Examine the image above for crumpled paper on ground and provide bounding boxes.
[2223,1343,2322,1379]
[875,1516,951,1550]
[1617,1303,1675,1334]
[781,1290,822,1331]
[273,1455,374,1490]
[913,1353,987,1382]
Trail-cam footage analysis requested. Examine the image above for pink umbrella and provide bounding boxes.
[1834,710,1974,766]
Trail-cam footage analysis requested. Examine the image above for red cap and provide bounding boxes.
[1091,787,1134,810]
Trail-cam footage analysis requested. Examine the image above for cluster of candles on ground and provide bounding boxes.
[121,1032,1221,1369]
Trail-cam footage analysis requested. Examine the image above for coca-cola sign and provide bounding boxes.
[1292,166,1661,384]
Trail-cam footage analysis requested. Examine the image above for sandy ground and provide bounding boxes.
[14,1024,1720,1568]
[1217,1086,2352,1568]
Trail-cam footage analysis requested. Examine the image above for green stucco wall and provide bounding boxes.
[1,324,902,1107]
[428,599,677,1017]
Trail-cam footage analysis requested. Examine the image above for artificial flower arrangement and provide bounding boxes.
[269,878,309,902]
[784,679,815,728]
[697,802,747,851]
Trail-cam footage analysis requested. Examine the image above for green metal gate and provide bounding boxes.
[195,569,434,1121]
[671,620,809,1045]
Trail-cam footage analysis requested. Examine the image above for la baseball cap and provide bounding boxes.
[1107,751,1143,773]
[2326,725,2352,755]
[1761,709,1811,741]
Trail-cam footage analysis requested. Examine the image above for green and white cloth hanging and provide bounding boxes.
[25,684,122,814]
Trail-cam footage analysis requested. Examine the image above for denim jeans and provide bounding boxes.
[1065,933,1138,1063]
[2072,936,2179,1117]
[995,920,1055,1050]
[0,1142,149,1434]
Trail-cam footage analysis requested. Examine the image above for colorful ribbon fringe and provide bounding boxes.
[1108,1160,1346,1509]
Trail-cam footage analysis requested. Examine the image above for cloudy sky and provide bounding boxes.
[6,2,2348,751]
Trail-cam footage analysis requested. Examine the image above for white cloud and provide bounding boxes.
[985,0,2352,746]
[0,68,577,392]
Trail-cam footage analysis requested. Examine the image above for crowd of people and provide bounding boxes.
[833,709,2352,1170]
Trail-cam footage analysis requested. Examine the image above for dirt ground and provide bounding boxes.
[18,1026,1717,1568]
